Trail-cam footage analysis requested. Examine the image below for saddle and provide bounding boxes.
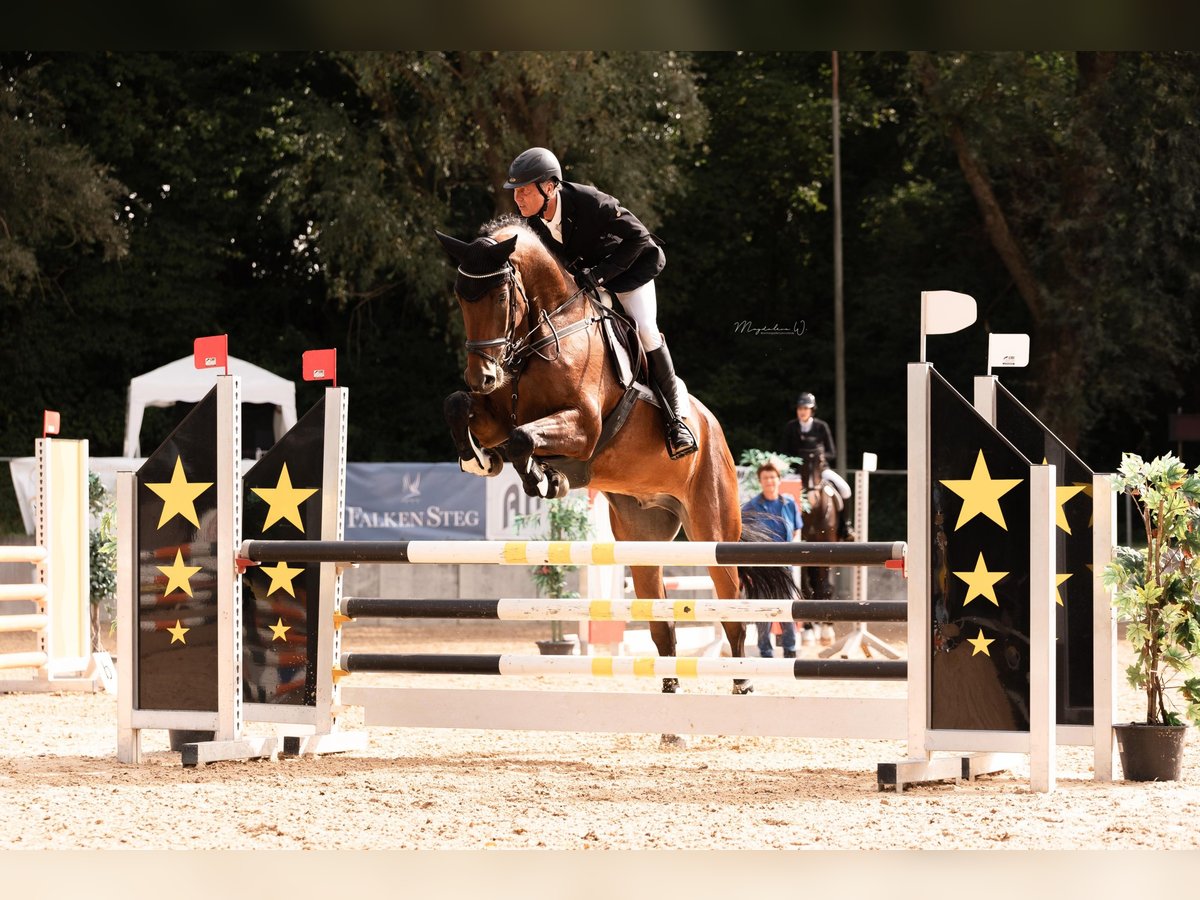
[535,290,679,489]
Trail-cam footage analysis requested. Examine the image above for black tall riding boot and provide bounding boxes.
[647,341,698,459]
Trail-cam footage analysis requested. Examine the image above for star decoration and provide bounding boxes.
[145,457,213,529]
[260,560,304,597]
[251,463,318,532]
[967,629,995,657]
[269,618,291,641]
[952,553,1008,607]
[157,549,203,598]
[940,450,1023,531]
[1055,484,1087,534]
[1055,572,1073,607]
[167,620,190,644]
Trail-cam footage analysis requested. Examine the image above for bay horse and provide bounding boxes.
[436,216,797,704]
[797,447,841,642]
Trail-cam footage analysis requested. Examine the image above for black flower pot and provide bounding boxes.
[1114,723,1188,781]
[536,639,577,656]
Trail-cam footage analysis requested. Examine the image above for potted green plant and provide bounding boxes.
[1104,452,1200,781]
[515,494,593,655]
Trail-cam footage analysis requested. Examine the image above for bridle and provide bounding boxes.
[458,254,599,375]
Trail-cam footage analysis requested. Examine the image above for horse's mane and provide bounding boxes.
[477,213,527,238]
[477,213,571,282]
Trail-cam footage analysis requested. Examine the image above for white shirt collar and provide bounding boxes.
[546,190,563,243]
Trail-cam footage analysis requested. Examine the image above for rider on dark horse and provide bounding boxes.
[503,146,697,460]
[781,392,854,539]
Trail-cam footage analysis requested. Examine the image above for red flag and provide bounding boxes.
[194,334,229,374]
[43,410,60,438]
[302,349,337,387]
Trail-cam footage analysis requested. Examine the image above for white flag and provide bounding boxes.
[987,333,1030,373]
[920,290,977,361]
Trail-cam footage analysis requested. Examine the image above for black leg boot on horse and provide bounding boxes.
[646,340,698,460]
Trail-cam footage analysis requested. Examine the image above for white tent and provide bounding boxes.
[123,355,298,458]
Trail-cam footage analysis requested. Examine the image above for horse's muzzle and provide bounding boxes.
[466,359,503,394]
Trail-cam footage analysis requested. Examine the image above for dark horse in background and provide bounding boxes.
[436,216,798,706]
[797,447,843,643]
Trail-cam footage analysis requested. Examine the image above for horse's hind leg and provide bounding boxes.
[605,494,681,696]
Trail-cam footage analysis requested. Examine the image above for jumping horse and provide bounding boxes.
[436,216,797,704]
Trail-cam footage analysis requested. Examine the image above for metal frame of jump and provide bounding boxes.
[0,437,101,693]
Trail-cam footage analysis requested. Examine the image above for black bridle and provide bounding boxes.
[458,261,598,375]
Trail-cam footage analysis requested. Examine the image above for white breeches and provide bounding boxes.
[615,281,662,351]
[822,468,851,499]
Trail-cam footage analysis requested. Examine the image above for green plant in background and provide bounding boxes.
[1104,453,1200,727]
[88,473,117,647]
[515,495,593,642]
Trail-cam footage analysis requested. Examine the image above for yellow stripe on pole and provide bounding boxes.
[589,601,613,621]
[676,658,699,678]
[673,601,696,621]
[633,657,656,677]
[548,542,571,564]
[591,657,614,677]
[631,600,654,621]
[591,543,616,565]
[502,542,527,564]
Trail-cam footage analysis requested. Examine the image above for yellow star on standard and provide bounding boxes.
[952,553,1008,606]
[269,618,291,641]
[168,620,190,644]
[261,561,304,597]
[251,463,318,532]
[940,451,1023,531]
[145,457,213,529]
[967,629,995,656]
[1055,572,1072,606]
[157,549,203,598]
[1055,484,1087,534]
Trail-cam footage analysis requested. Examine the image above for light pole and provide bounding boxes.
[832,51,847,474]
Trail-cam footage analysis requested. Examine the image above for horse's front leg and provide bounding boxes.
[507,408,593,499]
[444,390,504,477]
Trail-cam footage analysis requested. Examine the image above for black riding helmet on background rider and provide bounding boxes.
[797,392,816,409]
[503,147,562,218]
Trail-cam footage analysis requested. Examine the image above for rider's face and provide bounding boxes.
[796,405,813,422]
[513,181,557,219]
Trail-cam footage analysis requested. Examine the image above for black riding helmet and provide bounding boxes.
[797,392,816,408]
[503,147,562,218]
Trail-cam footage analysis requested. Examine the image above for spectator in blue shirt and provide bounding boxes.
[741,458,802,657]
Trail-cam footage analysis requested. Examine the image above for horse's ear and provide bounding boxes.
[435,230,469,263]
[487,234,519,264]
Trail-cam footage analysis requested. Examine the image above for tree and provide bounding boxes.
[910,51,1200,449]
[0,55,129,300]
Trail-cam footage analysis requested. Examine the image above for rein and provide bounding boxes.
[461,263,600,375]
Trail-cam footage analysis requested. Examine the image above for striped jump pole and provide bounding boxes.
[338,652,906,681]
[341,597,908,623]
[240,539,908,569]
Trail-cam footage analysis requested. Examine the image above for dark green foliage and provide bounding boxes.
[1,50,1199,513]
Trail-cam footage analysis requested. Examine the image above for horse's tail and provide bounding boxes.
[737,511,803,601]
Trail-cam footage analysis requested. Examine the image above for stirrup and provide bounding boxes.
[666,419,698,460]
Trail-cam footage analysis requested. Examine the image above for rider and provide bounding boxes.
[502,146,697,460]
[781,392,854,539]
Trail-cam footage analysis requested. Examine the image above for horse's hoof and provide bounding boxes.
[661,678,679,694]
[660,733,689,749]
[732,680,754,695]
[541,468,569,499]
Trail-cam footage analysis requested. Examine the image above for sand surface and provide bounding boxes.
[1,620,1198,850]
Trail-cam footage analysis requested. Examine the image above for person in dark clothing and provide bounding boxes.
[780,392,853,539]
[503,146,697,459]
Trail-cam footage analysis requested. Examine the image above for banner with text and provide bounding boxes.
[345,463,486,540]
